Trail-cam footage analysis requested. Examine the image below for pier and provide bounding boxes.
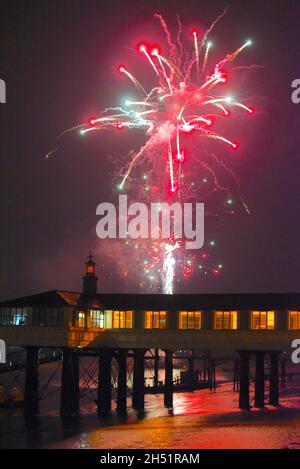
[0,255,298,420]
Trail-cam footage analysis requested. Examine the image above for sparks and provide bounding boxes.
[52,12,257,294]
[163,242,180,294]
[83,36,253,192]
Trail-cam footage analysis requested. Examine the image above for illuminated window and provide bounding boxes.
[0,307,28,326]
[74,310,86,328]
[179,311,202,329]
[214,311,238,330]
[90,310,104,328]
[289,311,300,330]
[145,311,167,329]
[87,265,94,274]
[112,311,133,329]
[251,311,275,330]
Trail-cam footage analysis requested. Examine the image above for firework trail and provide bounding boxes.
[199,6,229,50]
[50,12,256,294]
[163,242,181,294]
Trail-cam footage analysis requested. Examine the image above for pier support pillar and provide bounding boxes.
[254,351,265,408]
[187,351,194,388]
[280,358,286,389]
[209,358,216,391]
[238,351,250,409]
[233,360,239,392]
[97,349,112,417]
[116,349,127,414]
[203,352,209,381]
[132,349,146,411]
[164,349,174,408]
[60,348,79,419]
[269,351,280,406]
[154,348,159,390]
[24,346,39,420]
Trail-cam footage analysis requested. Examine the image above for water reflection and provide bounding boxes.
[1,362,300,449]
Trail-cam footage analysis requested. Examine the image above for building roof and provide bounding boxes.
[0,290,81,308]
[0,291,300,310]
[96,293,300,310]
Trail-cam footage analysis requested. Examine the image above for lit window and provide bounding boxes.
[13,308,28,326]
[0,307,28,326]
[251,311,275,330]
[289,311,300,330]
[74,310,86,328]
[90,310,104,328]
[145,311,167,329]
[179,311,202,329]
[112,311,133,329]
[214,311,238,330]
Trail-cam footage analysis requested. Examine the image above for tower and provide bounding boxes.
[82,252,98,297]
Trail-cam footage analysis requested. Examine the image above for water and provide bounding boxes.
[1,362,300,449]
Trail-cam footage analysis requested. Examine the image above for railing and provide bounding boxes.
[0,347,62,373]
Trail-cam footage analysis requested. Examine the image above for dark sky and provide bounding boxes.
[0,0,300,299]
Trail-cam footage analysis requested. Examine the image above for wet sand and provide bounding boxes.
[1,362,300,449]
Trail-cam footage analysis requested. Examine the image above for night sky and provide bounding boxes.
[0,0,300,299]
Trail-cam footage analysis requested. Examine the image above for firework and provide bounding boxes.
[79,34,253,199]
[51,12,256,294]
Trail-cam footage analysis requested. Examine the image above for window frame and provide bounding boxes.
[179,311,202,329]
[33,307,64,327]
[90,309,105,328]
[214,311,238,330]
[144,311,167,329]
[288,311,300,330]
[0,307,29,326]
[251,311,275,330]
[112,310,133,329]
[72,310,86,328]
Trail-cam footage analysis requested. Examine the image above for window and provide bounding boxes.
[251,311,275,330]
[179,311,202,329]
[0,308,12,325]
[112,311,133,329]
[74,311,86,328]
[33,308,64,326]
[145,311,167,329]
[13,308,28,325]
[0,307,28,326]
[289,311,300,330]
[90,309,104,328]
[214,311,238,330]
